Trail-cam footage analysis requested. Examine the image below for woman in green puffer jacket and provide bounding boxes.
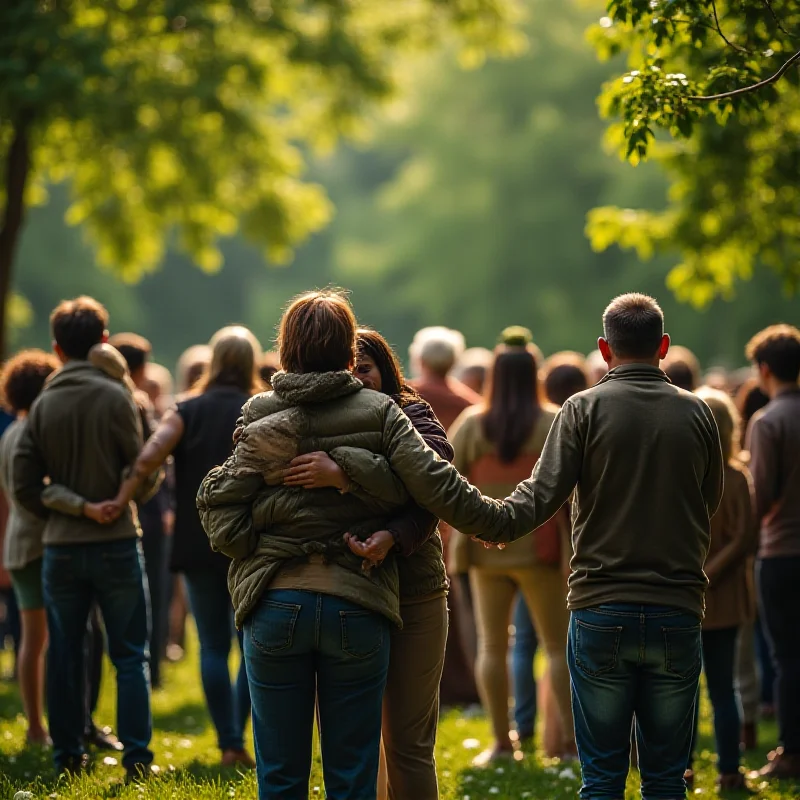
[198,291,509,800]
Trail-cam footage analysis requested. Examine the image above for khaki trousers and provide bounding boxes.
[379,594,448,800]
[470,565,574,753]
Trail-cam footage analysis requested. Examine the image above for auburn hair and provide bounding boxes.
[278,290,357,374]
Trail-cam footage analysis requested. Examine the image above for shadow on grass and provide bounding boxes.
[152,699,210,733]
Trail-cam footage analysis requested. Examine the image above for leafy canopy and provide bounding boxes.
[1,0,523,280]
[586,0,800,306]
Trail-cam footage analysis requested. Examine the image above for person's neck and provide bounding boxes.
[420,368,449,384]
[768,378,799,399]
[16,410,28,420]
[607,356,660,370]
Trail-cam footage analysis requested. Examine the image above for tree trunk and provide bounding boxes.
[0,115,33,359]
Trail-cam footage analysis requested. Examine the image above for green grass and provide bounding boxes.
[0,627,797,799]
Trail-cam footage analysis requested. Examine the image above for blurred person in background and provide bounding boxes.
[585,349,607,385]
[454,347,494,396]
[409,325,482,707]
[734,375,774,739]
[105,326,264,769]
[142,362,174,420]
[176,344,212,397]
[449,327,574,765]
[259,351,280,390]
[109,334,172,690]
[704,368,731,393]
[661,345,701,392]
[13,298,161,778]
[745,324,800,780]
[685,388,756,792]
[0,350,61,744]
[543,352,590,408]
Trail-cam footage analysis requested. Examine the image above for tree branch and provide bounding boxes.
[710,0,749,53]
[689,47,800,101]
[762,0,796,39]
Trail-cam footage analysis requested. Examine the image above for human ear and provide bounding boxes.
[657,334,671,360]
[597,337,613,366]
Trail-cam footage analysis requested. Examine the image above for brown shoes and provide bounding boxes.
[758,747,800,779]
[221,748,256,769]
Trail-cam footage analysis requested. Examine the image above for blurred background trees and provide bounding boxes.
[4,0,797,370]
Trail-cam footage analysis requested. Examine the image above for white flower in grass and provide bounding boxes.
[462,737,480,749]
[558,767,576,780]
[102,756,119,766]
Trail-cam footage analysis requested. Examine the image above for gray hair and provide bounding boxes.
[410,326,466,377]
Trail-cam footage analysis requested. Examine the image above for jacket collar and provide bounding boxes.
[270,370,363,404]
[598,363,671,385]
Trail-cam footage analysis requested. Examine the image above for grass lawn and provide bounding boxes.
[1,627,798,799]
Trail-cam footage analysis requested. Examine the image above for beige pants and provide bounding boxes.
[470,565,574,753]
[378,594,448,800]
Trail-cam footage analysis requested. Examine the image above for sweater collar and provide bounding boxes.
[598,363,671,385]
[270,370,363,404]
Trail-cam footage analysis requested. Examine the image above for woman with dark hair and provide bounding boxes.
[106,326,264,769]
[280,328,452,800]
[448,327,574,765]
[197,292,526,799]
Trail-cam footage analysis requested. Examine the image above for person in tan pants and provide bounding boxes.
[449,328,575,766]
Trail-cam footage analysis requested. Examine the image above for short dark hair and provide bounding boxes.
[746,324,800,383]
[662,345,701,392]
[543,352,590,406]
[50,296,109,360]
[278,290,357,374]
[108,333,152,373]
[602,293,664,359]
[0,349,60,413]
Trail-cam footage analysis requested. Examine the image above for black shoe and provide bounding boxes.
[125,763,161,784]
[58,753,90,776]
[86,725,123,752]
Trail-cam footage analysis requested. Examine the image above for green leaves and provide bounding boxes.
[1,0,522,282]
[589,0,800,302]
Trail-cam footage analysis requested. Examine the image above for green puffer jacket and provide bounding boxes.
[198,370,509,628]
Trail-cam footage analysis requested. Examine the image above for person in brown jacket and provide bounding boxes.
[685,388,757,792]
[746,324,800,780]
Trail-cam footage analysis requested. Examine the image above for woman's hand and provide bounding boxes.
[283,452,349,491]
[471,536,506,550]
[345,530,396,571]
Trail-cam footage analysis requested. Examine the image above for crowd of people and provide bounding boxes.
[0,290,797,800]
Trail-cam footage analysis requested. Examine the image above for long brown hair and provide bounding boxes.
[482,328,543,463]
[193,326,264,396]
[356,328,420,408]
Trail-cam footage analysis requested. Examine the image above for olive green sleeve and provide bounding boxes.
[41,484,87,517]
[328,446,410,510]
[380,401,582,544]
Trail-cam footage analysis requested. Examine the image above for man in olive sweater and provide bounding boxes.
[13,297,156,779]
[472,294,724,799]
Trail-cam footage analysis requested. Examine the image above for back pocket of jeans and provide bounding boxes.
[575,619,623,677]
[250,600,300,654]
[340,610,385,659]
[662,625,702,679]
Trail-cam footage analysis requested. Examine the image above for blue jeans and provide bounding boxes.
[43,538,152,770]
[184,568,250,751]
[689,627,740,775]
[568,604,701,799]
[511,593,538,738]
[244,590,391,800]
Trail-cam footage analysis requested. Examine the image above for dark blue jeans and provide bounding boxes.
[244,590,391,800]
[43,538,152,770]
[758,556,800,754]
[568,604,701,799]
[689,627,741,775]
[511,593,538,738]
[184,568,250,752]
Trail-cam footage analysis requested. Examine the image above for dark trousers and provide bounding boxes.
[44,539,152,771]
[141,530,168,687]
[689,627,741,775]
[757,556,800,754]
[511,592,539,738]
[568,604,701,800]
